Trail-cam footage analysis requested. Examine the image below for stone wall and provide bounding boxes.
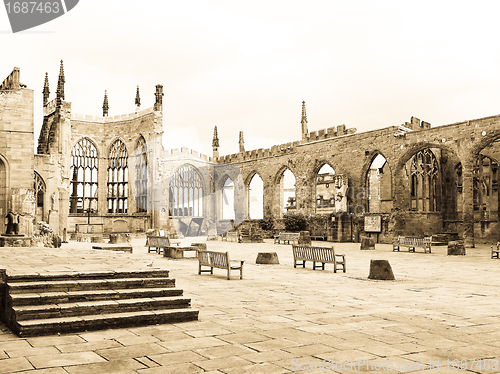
[0,69,35,235]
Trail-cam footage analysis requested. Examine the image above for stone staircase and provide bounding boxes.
[1,269,198,337]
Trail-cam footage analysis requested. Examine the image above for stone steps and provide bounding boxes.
[2,270,198,336]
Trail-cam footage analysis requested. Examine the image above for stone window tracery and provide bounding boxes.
[409,149,439,212]
[34,171,45,209]
[135,137,148,213]
[169,165,203,217]
[473,155,499,219]
[70,138,98,214]
[107,140,129,214]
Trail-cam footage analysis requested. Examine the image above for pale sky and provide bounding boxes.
[2,1,500,157]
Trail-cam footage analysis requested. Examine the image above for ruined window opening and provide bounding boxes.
[409,149,439,212]
[169,165,203,218]
[34,172,46,209]
[107,140,128,213]
[456,163,463,193]
[222,177,235,220]
[315,164,337,214]
[248,173,263,219]
[135,136,148,213]
[366,154,391,213]
[70,138,98,214]
[281,169,296,216]
[473,155,499,219]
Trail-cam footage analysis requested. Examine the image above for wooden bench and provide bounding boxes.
[222,231,239,242]
[292,245,346,273]
[310,230,327,241]
[197,250,244,279]
[492,242,500,259]
[392,236,432,253]
[146,236,172,254]
[274,232,300,245]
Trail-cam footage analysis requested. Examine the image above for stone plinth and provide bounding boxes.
[191,243,207,250]
[256,252,279,264]
[360,237,375,250]
[447,241,466,256]
[109,233,131,244]
[368,260,395,280]
[164,246,198,259]
[0,236,32,247]
[92,245,133,253]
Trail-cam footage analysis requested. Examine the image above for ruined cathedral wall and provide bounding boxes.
[67,108,161,234]
[0,86,35,235]
[159,148,213,234]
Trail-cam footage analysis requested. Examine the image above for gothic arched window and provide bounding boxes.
[409,149,439,212]
[108,139,128,213]
[169,165,203,217]
[135,136,148,213]
[70,138,98,214]
[34,171,46,209]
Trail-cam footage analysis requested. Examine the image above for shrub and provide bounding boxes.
[283,213,307,232]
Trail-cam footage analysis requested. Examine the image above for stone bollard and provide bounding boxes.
[256,252,280,264]
[447,241,465,255]
[368,260,395,280]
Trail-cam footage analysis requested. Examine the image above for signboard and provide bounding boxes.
[364,215,381,232]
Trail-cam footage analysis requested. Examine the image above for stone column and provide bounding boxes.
[462,160,474,248]
[262,181,274,219]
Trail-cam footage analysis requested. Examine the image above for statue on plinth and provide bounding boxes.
[5,211,19,235]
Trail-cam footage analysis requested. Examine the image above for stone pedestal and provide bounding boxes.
[0,236,32,247]
[368,260,395,280]
[191,243,207,250]
[256,252,279,264]
[109,233,131,244]
[447,241,466,256]
[360,237,375,250]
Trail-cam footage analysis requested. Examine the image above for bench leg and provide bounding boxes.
[227,267,230,280]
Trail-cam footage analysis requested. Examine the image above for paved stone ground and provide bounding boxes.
[0,237,499,373]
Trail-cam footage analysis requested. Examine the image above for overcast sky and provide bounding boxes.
[2,0,500,157]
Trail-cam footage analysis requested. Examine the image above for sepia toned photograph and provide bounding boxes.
[1,1,500,373]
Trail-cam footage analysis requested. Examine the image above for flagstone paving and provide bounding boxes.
[0,237,499,373]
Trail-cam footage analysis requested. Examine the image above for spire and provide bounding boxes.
[56,60,65,102]
[42,72,50,106]
[102,90,109,117]
[135,85,141,111]
[301,100,308,140]
[239,131,244,153]
[212,126,219,158]
[212,126,219,147]
[154,84,163,111]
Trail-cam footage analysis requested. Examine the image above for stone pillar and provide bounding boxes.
[262,181,273,219]
[462,161,474,248]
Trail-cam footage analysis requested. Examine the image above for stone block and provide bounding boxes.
[360,236,375,250]
[368,259,395,280]
[256,252,279,264]
[447,241,466,255]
